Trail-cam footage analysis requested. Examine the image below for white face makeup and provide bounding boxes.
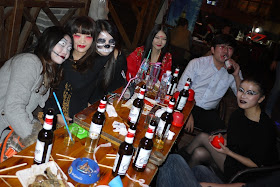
[96,31,115,56]
[237,81,264,110]
[51,35,72,64]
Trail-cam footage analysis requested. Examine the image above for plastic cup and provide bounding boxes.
[64,126,79,146]
[188,89,195,101]
[172,112,184,127]
[85,131,99,153]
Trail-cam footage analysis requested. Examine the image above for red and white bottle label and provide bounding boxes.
[134,148,152,169]
[177,96,188,110]
[113,153,132,175]
[128,106,141,124]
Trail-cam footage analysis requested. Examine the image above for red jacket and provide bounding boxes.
[126,46,172,81]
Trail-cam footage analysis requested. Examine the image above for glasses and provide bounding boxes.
[216,45,233,52]
[238,87,259,95]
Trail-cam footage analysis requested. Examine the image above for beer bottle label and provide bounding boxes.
[170,83,177,95]
[34,140,53,163]
[134,148,152,169]
[156,119,166,137]
[177,96,188,110]
[128,106,141,124]
[113,153,132,175]
[89,122,102,136]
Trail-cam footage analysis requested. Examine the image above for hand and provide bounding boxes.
[209,135,229,155]
[228,59,240,77]
[57,114,72,126]
[270,61,277,71]
[185,113,194,133]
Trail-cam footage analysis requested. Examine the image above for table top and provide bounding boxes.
[0,128,158,186]
[0,87,194,186]
[74,87,195,166]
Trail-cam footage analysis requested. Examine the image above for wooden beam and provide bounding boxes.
[109,0,132,49]
[18,7,41,53]
[5,0,24,59]
[0,7,4,60]
[42,7,61,26]
[131,1,149,49]
[59,8,78,26]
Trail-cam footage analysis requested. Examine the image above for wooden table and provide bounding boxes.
[0,88,194,186]
[0,128,158,186]
[74,87,195,166]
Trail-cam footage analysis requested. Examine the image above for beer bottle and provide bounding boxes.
[164,68,180,104]
[133,119,157,171]
[34,108,54,164]
[85,95,107,153]
[155,98,175,149]
[224,55,234,74]
[112,125,136,177]
[175,78,191,112]
[128,84,146,126]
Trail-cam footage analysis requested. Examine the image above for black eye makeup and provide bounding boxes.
[109,39,115,45]
[97,38,106,44]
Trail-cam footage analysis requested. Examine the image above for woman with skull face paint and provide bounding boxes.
[0,26,72,159]
[44,16,97,126]
[88,19,127,103]
[126,24,172,81]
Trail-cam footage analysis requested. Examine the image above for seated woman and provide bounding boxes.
[178,77,279,182]
[44,17,126,125]
[0,26,72,160]
[44,16,96,125]
[126,24,172,81]
[89,19,127,103]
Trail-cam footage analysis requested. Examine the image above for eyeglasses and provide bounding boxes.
[238,87,259,95]
[216,45,233,52]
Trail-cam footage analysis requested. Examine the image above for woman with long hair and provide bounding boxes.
[0,26,72,158]
[89,19,127,103]
[44,16,96,125]
[126,24,172,81]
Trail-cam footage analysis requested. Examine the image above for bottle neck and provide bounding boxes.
[125,128,136,144]
[145,125,156,139]
[167,100,175,113]
[138,88,145,99]
[97,99,107,113]
[183,85,190,90]
[43,114,53,130]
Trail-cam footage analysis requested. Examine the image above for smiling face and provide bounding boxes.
[96,31,115,56]
[73,33,93,55]
[152,30,167,51]
[51,35,72,64]
[237,80,265,110]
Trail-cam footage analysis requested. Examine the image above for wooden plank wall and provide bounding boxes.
[0,0,163,65]
[0,0,90,65]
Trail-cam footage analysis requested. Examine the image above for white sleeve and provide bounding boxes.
[177,59,197,91]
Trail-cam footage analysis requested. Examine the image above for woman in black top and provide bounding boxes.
[89,19,127,104]
[178,77,278,181]
[44,18,126,125]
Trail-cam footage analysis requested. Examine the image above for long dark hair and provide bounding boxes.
[95,19,120,91]
[142,24,170,63]
[64,16,96,72]
[34,26,71,90]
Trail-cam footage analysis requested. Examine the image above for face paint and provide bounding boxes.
[96,31,115,56]
[51,35,72,64]
[73,33,93,54]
